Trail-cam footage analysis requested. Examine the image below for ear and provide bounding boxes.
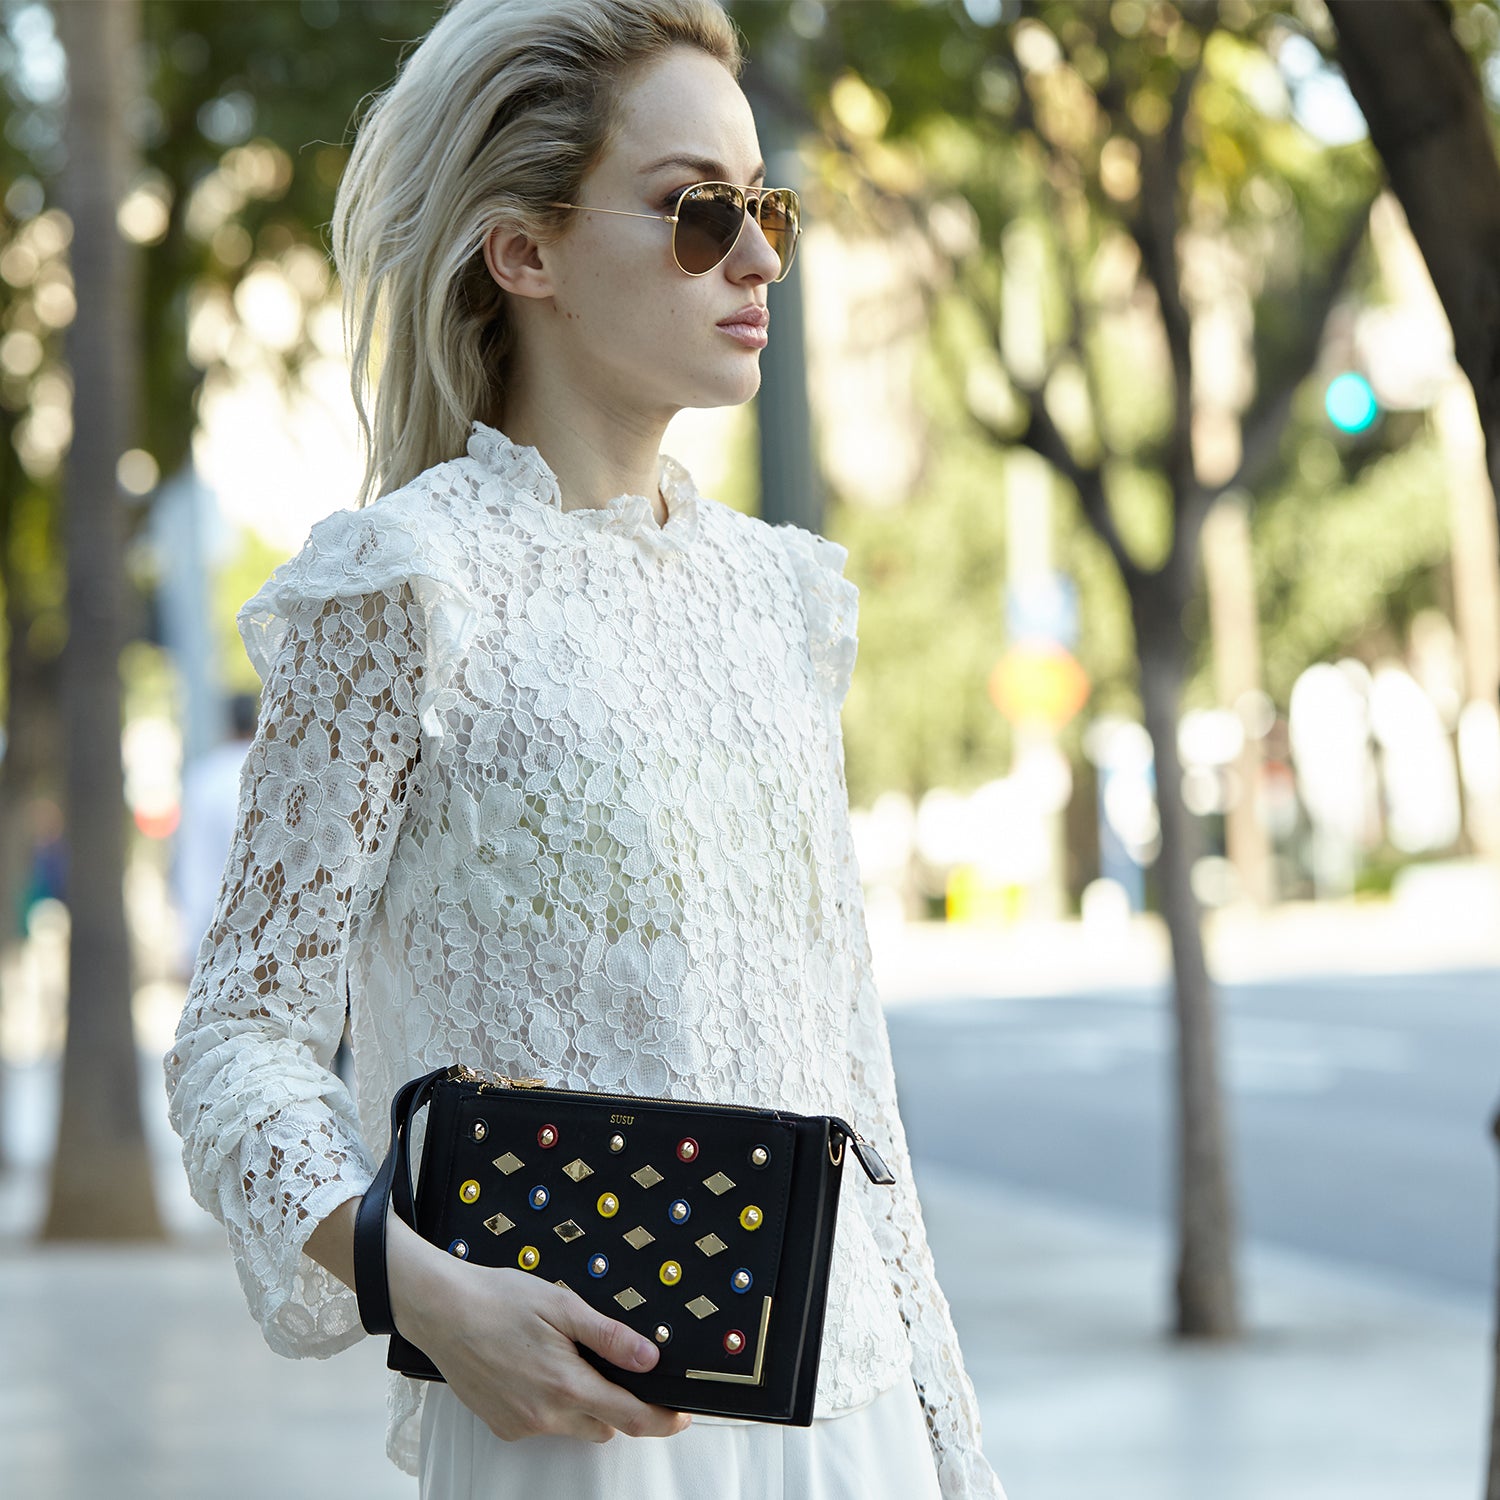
[482,220,555,301]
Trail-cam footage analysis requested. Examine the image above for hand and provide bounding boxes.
[386,1207,693,1444]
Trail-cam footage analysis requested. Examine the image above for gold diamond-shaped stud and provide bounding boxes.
[695,1232,727,1257]
[631,1164,664,1189]
[562,1158,594,1183]
[623,1225,656,1250]
[614,1286,646,1311]
[553,1219,584,1242]
[483,1211,515,1236]
[685,1294,718,1319]
[702,1171,736,1195]
[492,1151,524,1175]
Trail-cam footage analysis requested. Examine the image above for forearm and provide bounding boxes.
[304,1192,453,1341]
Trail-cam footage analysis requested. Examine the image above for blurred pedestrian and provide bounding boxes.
[170,691,258,979]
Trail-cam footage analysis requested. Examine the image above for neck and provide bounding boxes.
[496,382,674,526]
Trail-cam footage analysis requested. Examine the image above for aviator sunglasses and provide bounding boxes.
[549,181,801,281]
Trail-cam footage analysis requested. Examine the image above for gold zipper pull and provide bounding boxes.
[504,1076,550,1090]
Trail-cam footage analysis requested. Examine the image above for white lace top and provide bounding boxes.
[162,420,1005,1498]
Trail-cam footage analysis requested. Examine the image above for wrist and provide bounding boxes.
[385,1204,452,1341]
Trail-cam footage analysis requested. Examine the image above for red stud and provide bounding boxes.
[538,1123,558,1149]
[723,1329,746,1355]
[676,1137,699,1163]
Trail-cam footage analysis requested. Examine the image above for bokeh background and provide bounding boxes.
[2,2,1498,1498]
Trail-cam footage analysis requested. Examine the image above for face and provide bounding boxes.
[487,45,785,421]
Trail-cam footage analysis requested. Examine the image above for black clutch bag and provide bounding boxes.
[353,1064,895,1425]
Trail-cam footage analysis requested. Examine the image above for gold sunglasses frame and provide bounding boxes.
[547,181,801,282]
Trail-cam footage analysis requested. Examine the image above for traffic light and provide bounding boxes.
[1324,371,1379,434]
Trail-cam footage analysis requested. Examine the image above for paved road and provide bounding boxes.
[887,967,1500,1303]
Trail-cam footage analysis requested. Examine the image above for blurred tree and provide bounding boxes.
[44,0,163,1239]
[0,0,71,1170]
[1329,0,1500,554]
[0,0,436,1205]
[1321,3,1500,1492]
[734,0,1382,1339]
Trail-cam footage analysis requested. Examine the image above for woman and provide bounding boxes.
[162,2,1006,1497]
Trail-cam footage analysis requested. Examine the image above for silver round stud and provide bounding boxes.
[471,1120,489,1142]
[750,1145,769,1168]
[609,1133,626,1153]
[654,1323,672,1344]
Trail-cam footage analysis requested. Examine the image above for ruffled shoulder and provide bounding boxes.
[773,521,860,711]
[236,483,477,687]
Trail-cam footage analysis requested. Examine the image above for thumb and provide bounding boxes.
[563,1299,660,1373]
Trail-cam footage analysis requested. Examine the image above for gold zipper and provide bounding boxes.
[443,1063,872,1148]
[447,1064,793,1119]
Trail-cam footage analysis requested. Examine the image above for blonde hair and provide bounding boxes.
[330,0,743,508]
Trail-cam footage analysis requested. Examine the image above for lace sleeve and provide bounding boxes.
[161,504,427,1361]
[776,519,1007,1498]
[839,814,1007,1498]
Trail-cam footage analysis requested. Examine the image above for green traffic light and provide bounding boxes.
[1325,372,1378,433]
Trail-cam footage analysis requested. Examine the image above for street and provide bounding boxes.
[889,967,1500,1303]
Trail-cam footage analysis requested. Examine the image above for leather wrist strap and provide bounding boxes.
[354,1065,448,1336]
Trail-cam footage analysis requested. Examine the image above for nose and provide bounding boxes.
[727,196,787,285]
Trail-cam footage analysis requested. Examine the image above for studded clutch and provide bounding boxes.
[352,1063,895,1424]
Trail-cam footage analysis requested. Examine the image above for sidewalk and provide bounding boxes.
[1,1052,1489,1498]
[2,892,1495,1498]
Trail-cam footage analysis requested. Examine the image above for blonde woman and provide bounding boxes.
[163,2,1005,1497]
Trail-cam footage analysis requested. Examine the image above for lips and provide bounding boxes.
[717,305,769,329]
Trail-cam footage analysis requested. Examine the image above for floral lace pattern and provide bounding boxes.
[162,422,1004,1497]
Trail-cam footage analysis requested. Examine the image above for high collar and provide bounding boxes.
[464,420,702,556]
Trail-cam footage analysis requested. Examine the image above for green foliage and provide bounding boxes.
[1253,426,1452,705]
[734,0,1445,823]
[137,0,443,482]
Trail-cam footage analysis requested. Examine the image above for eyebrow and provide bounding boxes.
[640,153,767,183]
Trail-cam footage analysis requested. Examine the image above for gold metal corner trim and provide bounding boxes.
[685,1295,772,1386]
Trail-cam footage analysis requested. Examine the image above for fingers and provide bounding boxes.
[566,1301,660,1374]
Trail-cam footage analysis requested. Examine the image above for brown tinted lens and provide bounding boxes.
[756,189,800,278]
[673,183,746,274]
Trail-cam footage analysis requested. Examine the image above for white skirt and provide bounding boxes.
[417,1377,942,1500]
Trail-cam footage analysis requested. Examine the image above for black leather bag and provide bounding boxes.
[353,1064,895,1424]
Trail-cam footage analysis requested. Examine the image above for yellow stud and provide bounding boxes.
[739,1204,763,1231]
[659,1259,682,1285]
[597,1192,619,1218]
[518,1244,540,1271]
[459,1179,481,1204]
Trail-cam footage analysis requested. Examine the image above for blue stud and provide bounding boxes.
[448,1239,470,1258]
[668,1198,691,1225]
[588,1252,610,1278]
[529,1184,550,1210]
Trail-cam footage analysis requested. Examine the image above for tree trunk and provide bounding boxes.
[1328,0,1500,537]
[1326,6,1500,1483]
[1133,577,1241,1338]
[42,0,163,1241]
